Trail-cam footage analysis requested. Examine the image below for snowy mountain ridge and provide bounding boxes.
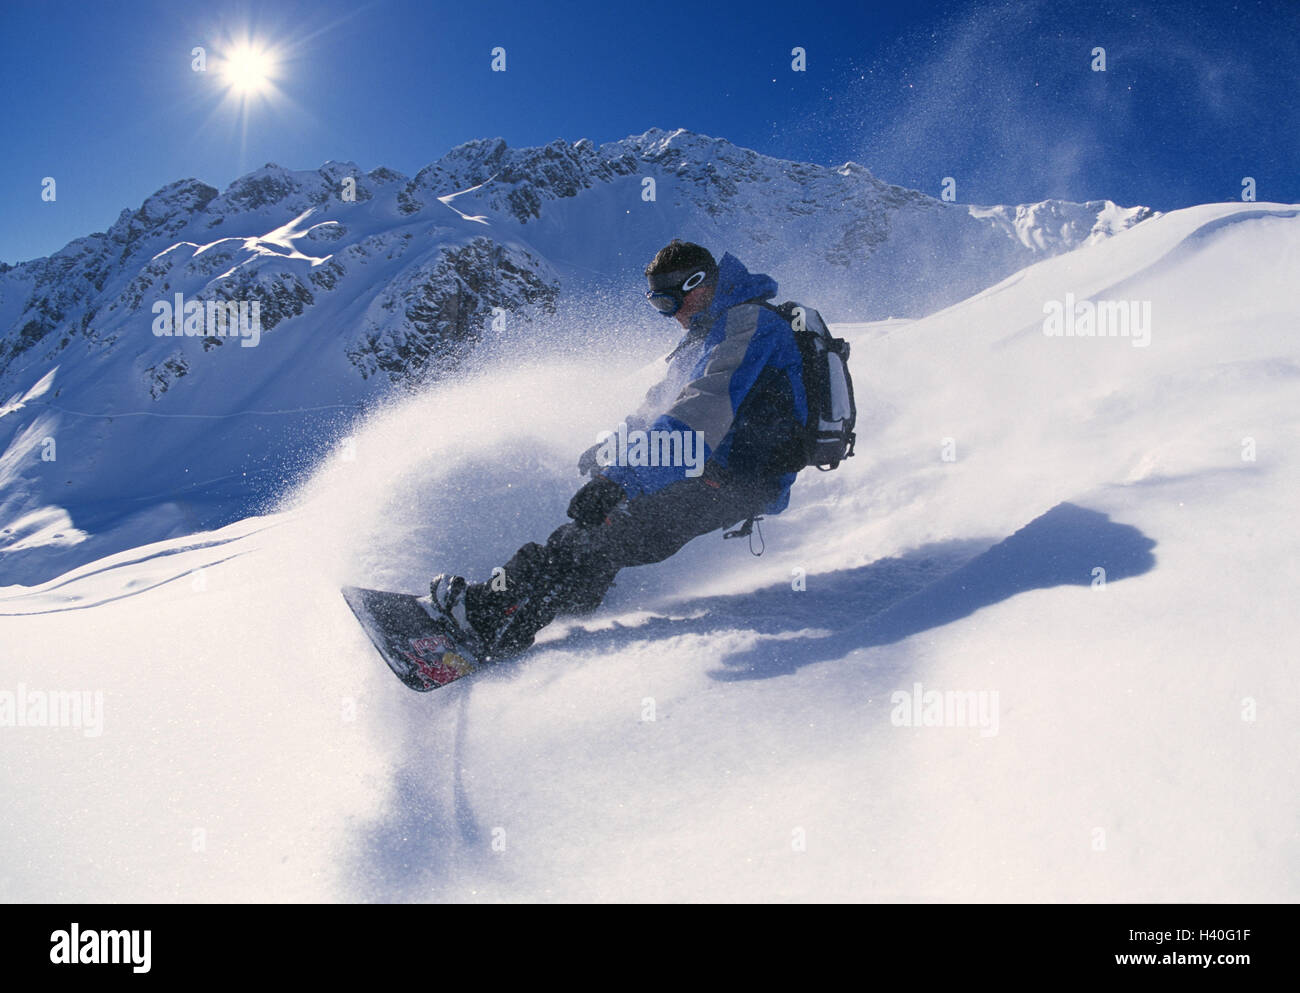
[1,127,1154,387]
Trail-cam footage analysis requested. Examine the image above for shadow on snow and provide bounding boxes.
[551,501,1157,680]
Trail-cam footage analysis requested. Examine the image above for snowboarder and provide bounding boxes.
[429,240,813,658]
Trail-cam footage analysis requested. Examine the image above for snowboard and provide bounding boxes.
[341,585,484,691]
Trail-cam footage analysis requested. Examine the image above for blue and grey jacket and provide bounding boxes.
[603,253,808,514]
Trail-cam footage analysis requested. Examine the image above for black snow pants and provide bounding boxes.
[469,468,783,655]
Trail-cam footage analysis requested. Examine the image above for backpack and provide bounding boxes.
[756,300,858,471]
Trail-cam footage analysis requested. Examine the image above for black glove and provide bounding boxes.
[567,475,626,528]
[577,441,604,477]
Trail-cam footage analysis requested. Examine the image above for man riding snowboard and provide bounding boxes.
[429,240,817,659]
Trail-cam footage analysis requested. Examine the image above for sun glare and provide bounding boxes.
[223,44,276,96]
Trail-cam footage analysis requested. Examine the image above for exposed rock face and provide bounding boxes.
[347,237,557,384]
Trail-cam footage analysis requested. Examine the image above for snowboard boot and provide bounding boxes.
[428,573,532,661]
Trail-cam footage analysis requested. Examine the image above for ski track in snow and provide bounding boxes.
[1,202,1298,901]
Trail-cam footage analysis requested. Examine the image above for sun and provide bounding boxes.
[222,43,276,96]
[200,30,295,144]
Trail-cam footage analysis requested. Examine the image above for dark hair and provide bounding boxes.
[645,240,717,280]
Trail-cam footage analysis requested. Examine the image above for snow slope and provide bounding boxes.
[1,201,1296,901]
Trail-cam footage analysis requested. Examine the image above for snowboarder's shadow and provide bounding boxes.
[548,502,1156,681]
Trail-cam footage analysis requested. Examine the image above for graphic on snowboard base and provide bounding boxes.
[342,585,482,691]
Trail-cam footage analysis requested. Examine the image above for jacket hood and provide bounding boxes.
[708,252,777,313]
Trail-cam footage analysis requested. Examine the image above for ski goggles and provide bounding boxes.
[645,267,712,316]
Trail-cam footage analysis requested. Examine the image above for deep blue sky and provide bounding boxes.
[3,0,1297,263]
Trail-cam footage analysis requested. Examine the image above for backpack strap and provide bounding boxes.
[744,297,793,321]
